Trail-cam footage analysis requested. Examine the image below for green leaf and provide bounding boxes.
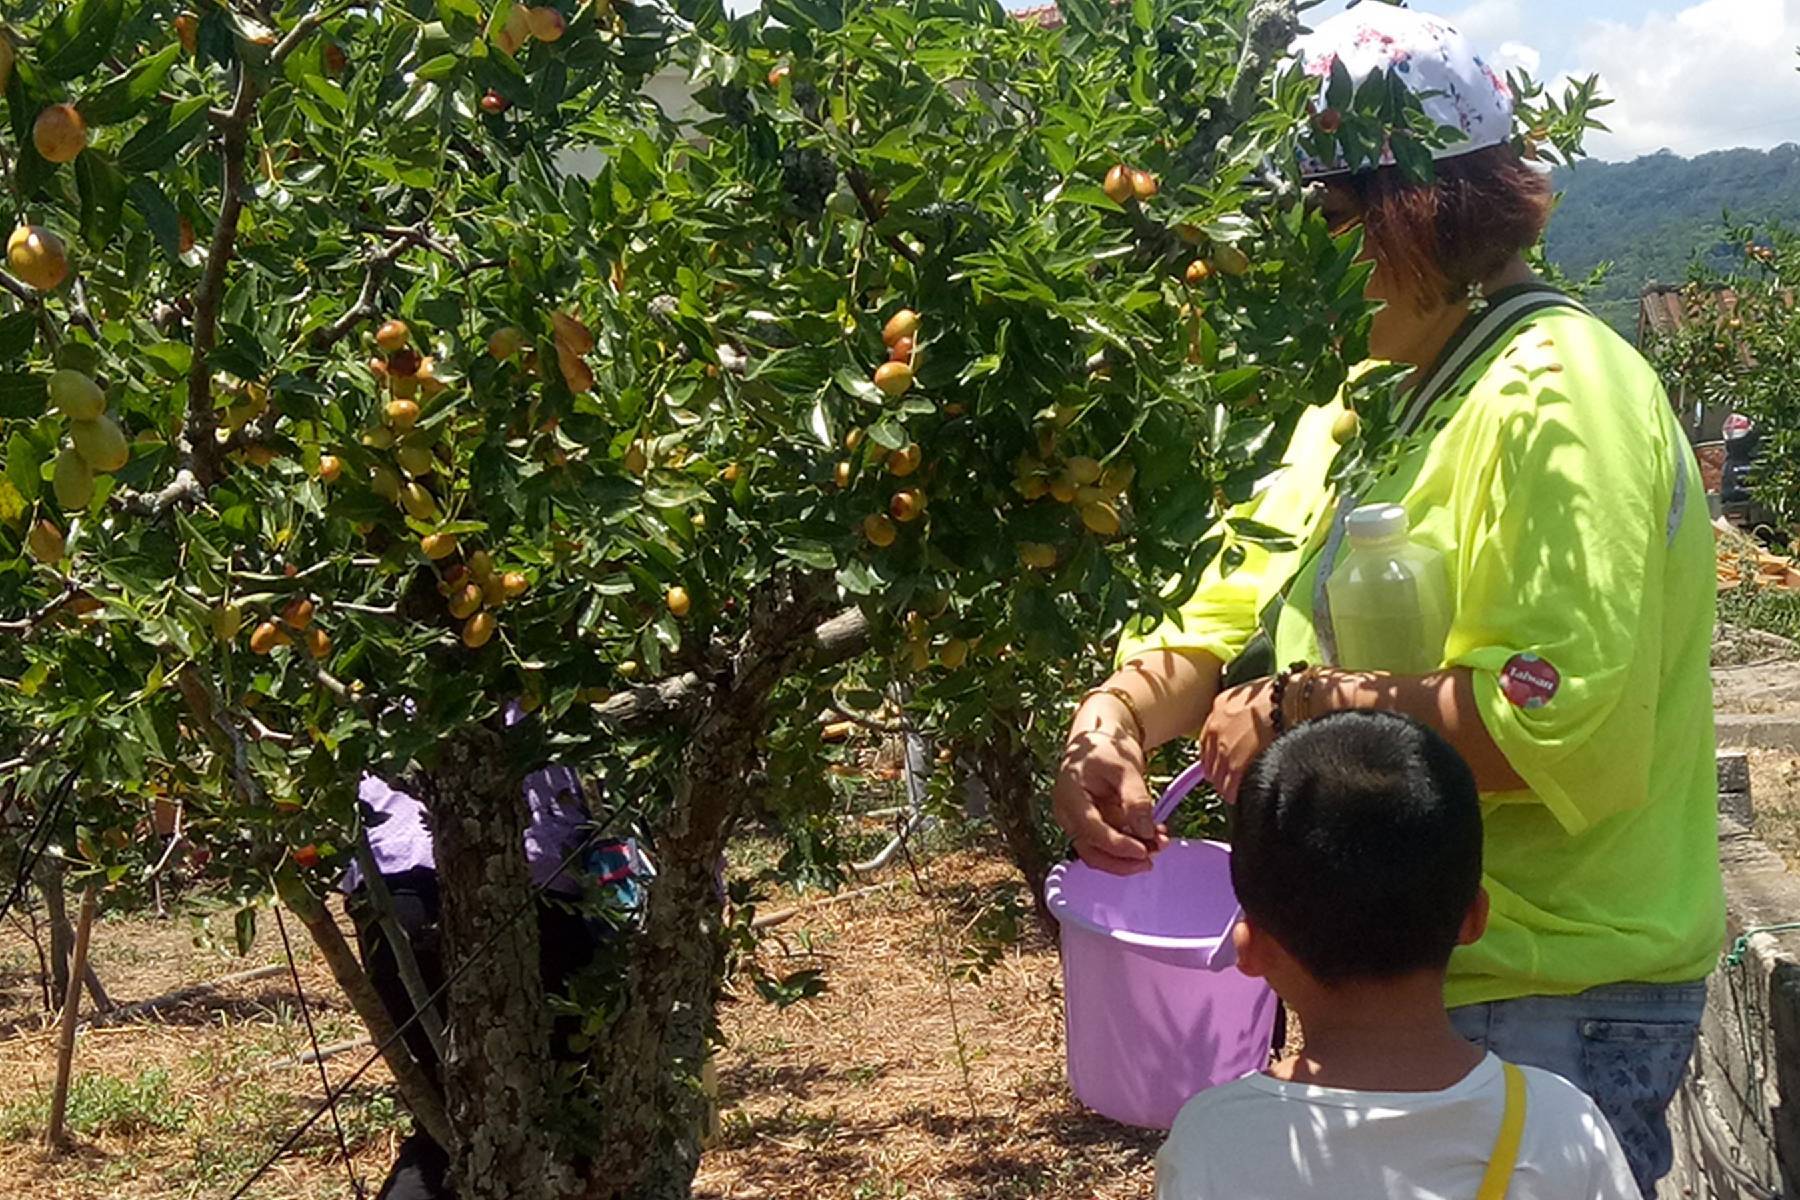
[0,373,47,418]
[126,176,184,260]
[0,313,37,365]
[868,420,908,450]
[6,432,44,502]
[1057,181,1125,213]
[78,44,183,126]
[75,151,128,248]
[642,475,706,508]
[36,0,127,81]
[234,906,258,956]
[116,97,212,173]
[415,53,462,82]
[777,540,837,570]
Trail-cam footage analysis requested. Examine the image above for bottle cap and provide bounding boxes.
[1345,502,1409,543]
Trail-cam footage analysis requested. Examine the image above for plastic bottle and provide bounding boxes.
[1325,503,1452,674]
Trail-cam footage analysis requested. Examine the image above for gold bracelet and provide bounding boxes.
[1081,685,1147,745]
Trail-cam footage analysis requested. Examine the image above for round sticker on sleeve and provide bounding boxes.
[1500,653,1560,710]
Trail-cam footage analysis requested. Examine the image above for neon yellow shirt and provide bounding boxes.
[1121,307,1724,1006]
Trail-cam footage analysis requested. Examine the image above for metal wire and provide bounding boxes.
[0,767,80,928]
[274,905,366,1199]
[225,827,609,1200]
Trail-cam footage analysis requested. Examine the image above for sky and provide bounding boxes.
[1256,0,1800,160]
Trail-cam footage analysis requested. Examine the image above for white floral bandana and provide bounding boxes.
[1286,3,1515,179]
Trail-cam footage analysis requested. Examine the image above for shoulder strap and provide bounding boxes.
[1398,285,1588,438]
[1475,1061,1529,1200]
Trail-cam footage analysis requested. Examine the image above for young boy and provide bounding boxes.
[1157,711,1639,1199]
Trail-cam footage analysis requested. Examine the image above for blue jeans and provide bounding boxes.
[1450,982,1706,1199]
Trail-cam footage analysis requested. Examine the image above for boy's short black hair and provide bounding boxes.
[1230,711,1483,984]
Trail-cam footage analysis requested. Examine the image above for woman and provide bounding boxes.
[1053,8,1722,1197]
[342,701,648,1200]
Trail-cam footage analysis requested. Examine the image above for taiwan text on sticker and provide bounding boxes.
[1500,653,1560,710]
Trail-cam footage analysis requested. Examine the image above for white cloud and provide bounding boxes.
[1566,0,1800,159]
[1492,39,1543,77]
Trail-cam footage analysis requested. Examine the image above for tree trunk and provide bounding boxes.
[430,724,571,1200]
[40,862,72,1009]
[977,713,1055,927]
[594,584,831,1199]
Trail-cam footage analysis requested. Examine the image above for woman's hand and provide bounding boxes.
[1198,677,1280,804]
[1053,719,1168,875]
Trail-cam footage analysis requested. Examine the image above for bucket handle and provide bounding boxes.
[1152,760,1212,827]
[1150,761,1243,970]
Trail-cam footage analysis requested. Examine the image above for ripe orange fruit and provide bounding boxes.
[1065,455,1102,485]
[304,626,332,660]
[317,454,342,482]
[6,225,70,291]
[1102,164,1134,205]
[844,428,865,452]
[526,5,566,41]
[323,43,348,75]
[387,348,423,378]
[834,460,853,489]
[467,550,495,580]
[448,583,483,619]
[281,597,315,630]
[667,586,691,618]
[1314,107,1342,134]
[501,572,530,598]
[863,513,898,547]
[882,309,920,346]
[1185,259,1212,286]
[768,64,790,87]
[886,443,921,477]
[463,611,496,648]
[178,217,196,254]
[874,362,913,397]
[421,532,459,560]
[376,319,411,352]
[889,489,925,523]
[1049,478,1077,504]
[250,621,288,654]
[386,399,421,430]
[293,844,321,869]
[174,13,198,53]
[888,336,915,362]
[33,104,88,164]
[1129,169,1158,200]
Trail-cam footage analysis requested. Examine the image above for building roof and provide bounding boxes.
[1012,3,1065,28]
[1637,283,1742,344]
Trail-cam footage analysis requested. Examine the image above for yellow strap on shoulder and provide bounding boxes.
[1476,1061,1529,1200]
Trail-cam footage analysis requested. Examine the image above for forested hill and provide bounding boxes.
[1543,145,1800,335]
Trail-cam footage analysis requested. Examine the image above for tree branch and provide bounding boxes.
[844,167,920,264]
[0,578,81,636]
[112,468,206,517]
[185,68,258,489]
[591,607,870,731]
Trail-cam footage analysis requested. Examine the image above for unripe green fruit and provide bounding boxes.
[49,370,105,421]
[71,415,129,473]
[52,448,94,510]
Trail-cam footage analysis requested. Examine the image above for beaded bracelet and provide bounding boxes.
[1268,661,1311,736]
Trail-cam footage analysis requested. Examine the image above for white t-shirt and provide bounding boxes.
[1156,1054,1639,1200]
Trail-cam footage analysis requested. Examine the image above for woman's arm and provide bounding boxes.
[1309,668,1526,791]
[1053,649,1223,873]
[1198,666,1526,803]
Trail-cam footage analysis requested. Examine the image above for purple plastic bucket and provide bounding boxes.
[1044,762,1278,1129]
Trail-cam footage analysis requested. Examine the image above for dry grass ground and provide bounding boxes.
[697,850,1159,1200]
[0,845,1162,1199]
